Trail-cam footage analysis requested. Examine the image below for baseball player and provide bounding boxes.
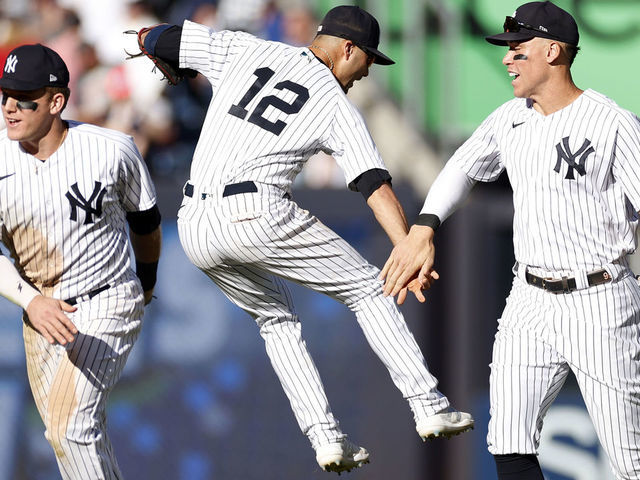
[130,5,473,474]
[381,2,640,479]
[0,44,162,479]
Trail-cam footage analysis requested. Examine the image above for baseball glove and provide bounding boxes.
[124,25,184,86]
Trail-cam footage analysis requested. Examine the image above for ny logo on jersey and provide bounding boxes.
[553,137,595,180]
[4,55,17,74]
[65,181,107,225]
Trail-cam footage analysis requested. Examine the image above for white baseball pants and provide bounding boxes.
[177,186,449,449]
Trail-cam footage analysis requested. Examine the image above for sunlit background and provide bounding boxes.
[0,1,638,479]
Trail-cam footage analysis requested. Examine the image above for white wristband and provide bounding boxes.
[0,255,40,310]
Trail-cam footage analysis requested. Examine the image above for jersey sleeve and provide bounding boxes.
[449,109,504,182]
[117,137,157,213]
[179,20,257,88]
[420,160,476,221]
[322,95,387,187]
[612,111,640,212]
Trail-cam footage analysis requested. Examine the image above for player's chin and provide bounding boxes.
[4,124,25,140]
[511,85,528,99]
[5,130,23,141]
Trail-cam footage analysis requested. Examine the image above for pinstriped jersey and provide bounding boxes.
[0,121,157,304]
[449,89,640,271]
[178,20,386,193]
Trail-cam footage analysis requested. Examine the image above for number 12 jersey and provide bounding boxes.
[178,20,386,193]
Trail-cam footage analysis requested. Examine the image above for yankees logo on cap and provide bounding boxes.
[4,55,18,74]
[316,5,395,65]
[0,44,69,91]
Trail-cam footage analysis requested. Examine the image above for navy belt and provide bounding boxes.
[525,269,611,294]
[65,284,110,306]
[184,181,290,200]
[184,181,257,199]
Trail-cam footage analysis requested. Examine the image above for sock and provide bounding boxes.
[493,454,544,480]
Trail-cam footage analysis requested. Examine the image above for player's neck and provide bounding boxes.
[531,79,583,116]
[21,119,68,161]
[308,44,335,72]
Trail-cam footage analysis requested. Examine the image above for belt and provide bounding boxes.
[64,284,110,306]
[184,181,258,200]
[184,181,290,200]
[525,269,611,294]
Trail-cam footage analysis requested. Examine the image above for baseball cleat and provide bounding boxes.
[416,408,474,441]
[315,439,370,474]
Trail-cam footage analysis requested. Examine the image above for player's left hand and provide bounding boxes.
[380,225,437,297]
[396,272,440,305]
[26,295,78,345]
[124,24,196,85]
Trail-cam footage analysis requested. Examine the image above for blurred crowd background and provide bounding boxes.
[0,0,639,479]
[0,0,326,183]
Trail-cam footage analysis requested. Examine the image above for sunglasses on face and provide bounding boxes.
[1,94,39,111]
[503,16,561,40]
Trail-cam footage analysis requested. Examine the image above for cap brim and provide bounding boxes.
[0,77,46,91]
[485,31,534,46]
[361,46,395,65]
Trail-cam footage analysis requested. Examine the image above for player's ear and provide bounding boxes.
[344,40,356,60]
[546,41,562,64]
[48,92,66,114]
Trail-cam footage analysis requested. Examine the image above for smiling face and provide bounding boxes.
[502,37,554,100]
[1,88,56,143]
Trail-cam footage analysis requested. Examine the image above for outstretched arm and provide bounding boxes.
[380,161,476,297]
[0,254,78,345]
[366,182,408,246]
[127,24,196,85]
[366,183,437,303]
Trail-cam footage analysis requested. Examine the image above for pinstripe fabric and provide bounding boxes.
[0,121,156,305]
[489,275,640,478]
[172,19,452,450]
[178,20,385,193]
[177,187,449,450]
[448,90,640,479]
[0,121,154,479]
[24,314,141,480]
[450,89,640,271]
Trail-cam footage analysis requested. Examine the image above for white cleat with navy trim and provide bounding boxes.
[315,439,370,474]
[416,408,474,441]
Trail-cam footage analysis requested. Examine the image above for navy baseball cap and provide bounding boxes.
[317,5,395,65]
[486,1,579,46]
[0,44,69,91]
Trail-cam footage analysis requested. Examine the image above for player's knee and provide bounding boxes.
[44,422,70,459]
[488,413,542,455]
[256,312,298,331]
[343,283,388,310]
[609,456,640,480]
[45,415,101,456]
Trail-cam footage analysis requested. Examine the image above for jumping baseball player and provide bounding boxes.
[0,44,162,479]
[128,5,473,474]
[381,2,640,479]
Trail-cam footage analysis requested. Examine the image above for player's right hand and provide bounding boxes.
[380,225,437,297]
[26,295,78,345]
